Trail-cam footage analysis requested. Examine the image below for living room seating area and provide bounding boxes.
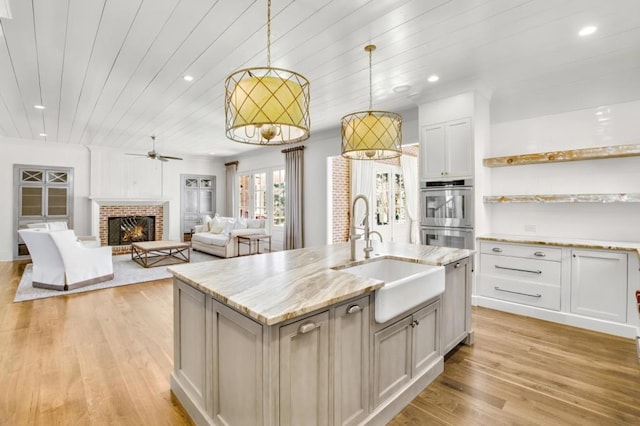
[191,215,267,258]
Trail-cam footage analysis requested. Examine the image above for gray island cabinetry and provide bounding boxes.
[169,242,473,426]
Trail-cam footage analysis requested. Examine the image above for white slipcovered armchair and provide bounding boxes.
[18,229,114,291]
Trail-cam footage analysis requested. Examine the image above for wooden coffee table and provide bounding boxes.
[131,240,191,268]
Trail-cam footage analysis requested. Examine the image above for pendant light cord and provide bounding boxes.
[267,0,271,68]
[368,47,373,110]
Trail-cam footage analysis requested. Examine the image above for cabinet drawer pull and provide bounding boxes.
[494,286,542,298]
[492,247,503,253]
[534,251,546,257]
[346,304,362,314]
[454,262,461,269]
[298,322,317,334]
[494,265,542,274]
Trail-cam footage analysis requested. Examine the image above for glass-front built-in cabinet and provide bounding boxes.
[14,165,74,258]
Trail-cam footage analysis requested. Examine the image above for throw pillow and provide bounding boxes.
[223,218,237,235]
[203,215,214,231]
[236,217,248,229]
[209,217,225,234]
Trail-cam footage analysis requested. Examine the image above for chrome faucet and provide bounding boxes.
[350,195,379,261]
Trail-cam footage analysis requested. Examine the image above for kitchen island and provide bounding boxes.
[168,241,473,426]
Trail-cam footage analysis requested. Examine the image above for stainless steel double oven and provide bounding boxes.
[420,179,474,249]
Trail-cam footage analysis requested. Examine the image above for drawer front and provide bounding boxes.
[478,275,561,311]
[480,254,561,285]
[480,242,561,262]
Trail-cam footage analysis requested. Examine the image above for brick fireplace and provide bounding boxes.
[91,199,169,255]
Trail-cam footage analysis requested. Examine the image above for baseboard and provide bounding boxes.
[475,296,637,339]
[363,356,444,426]
[171,373,213,426]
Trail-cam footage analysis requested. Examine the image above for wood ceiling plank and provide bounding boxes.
[88,0,243,147]
[56,0,108,143]
[66,0,144,144]
[0,0,43,139]
[0,39,30,137]
[33,0,69,143]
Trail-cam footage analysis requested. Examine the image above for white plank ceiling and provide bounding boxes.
[0,0,638,158]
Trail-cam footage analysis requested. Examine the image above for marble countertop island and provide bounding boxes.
[168,241,472,326]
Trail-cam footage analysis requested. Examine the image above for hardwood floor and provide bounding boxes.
[1,260,638,425]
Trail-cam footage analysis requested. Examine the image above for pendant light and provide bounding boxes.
[224,0,310,145]
[341,45,402,160]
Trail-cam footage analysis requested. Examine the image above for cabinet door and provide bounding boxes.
[334,296,370,426]
[373,316,413,406]
[571,250,628,322]
[173,280,207,408]
[279,311,330,426]
[421,124,446,180]
[445,118,473,178]
[412,301,440,377]
[210,299,264,425]
[442,259,470,354]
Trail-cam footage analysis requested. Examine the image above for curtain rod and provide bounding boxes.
[281,145,305,154]
[224,160,239,166]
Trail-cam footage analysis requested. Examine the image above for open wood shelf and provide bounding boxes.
[483,143,640,167]
[484,193,640,204]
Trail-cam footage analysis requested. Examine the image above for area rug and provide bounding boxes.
[14,251,219,302]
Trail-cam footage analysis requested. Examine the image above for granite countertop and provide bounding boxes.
[477,234,640,258]
[168,241,473,326]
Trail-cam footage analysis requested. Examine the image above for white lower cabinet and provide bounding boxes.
[442,258,472,354]
[373,300,441,407]
[279,310,330,426]
[334,296,370,426]
[477,240,637,338]
[571,249,628,323]
[210,300,264,425]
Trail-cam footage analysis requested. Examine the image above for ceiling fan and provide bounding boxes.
[126,136,183,162]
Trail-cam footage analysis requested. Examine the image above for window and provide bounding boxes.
[376,172,389,225]
[237,167,285,227]
[394,173,406,224]
[273,169,285,226]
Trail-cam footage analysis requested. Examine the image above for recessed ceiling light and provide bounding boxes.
[578,26,597,36]
[393,85,411,93]
[183,75,194,82]
[34,104,46,110]
[39,133,47,137]
[427,75,439,83]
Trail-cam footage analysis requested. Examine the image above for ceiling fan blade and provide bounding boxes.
[158,155,183,161]
[158,157,169,162]
[125,153,149,157]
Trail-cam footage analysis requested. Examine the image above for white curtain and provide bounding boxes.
[350,160,374,235]
[283,146,304,250]
[225,161,238,217]
[400,155,419,244]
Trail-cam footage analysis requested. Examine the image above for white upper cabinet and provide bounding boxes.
[420,118,473,180]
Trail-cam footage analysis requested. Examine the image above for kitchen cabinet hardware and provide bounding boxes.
[454,262,461,268]
[494,265,542,274]
[534,251,546,257]
[346,304,362,314]
[298,321,317,334]
[492,247,503,253]
[494,286,542,298]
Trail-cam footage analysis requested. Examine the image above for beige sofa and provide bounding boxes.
[191,216,267,258]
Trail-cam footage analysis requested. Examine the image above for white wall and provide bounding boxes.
[1,137,223,260]
[487,99,640,242]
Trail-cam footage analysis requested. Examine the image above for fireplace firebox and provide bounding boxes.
[108,216,156,246]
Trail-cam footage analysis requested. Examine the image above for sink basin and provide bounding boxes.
[338,258,445,323]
